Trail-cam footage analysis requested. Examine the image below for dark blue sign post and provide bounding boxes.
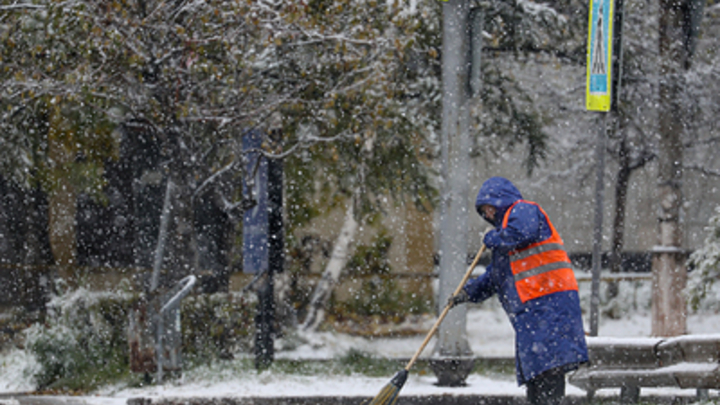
[242,129,283,370]
[243,130,269,276]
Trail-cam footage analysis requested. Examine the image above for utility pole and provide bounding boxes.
[432,0,476,386]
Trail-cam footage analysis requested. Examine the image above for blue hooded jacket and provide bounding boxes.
[466,177,588,385]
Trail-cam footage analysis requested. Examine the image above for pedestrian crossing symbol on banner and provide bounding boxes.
[591,2,606,76]
[586,0,614,111]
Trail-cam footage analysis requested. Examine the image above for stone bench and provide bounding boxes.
[568,335,720,402]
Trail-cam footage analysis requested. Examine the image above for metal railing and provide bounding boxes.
[154,275,197,383]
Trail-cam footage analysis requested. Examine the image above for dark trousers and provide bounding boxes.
[526,368,566,405]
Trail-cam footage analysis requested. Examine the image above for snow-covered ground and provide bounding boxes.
[2,297,719,404]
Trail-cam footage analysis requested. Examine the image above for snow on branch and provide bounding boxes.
[0,3,45,10]
[516,0,564,21]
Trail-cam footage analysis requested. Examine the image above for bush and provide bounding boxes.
[23,281,256,392]
[688,206,720,312]
[25,287,132,391]
[335,231,431,319]
[181,293,255,363]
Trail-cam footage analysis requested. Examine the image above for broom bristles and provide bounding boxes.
[367,369,408,405]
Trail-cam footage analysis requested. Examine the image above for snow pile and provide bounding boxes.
[0,348,40,393]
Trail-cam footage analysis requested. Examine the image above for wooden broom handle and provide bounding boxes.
[404,243,487,371]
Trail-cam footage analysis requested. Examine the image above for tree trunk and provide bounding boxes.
[48,111,77,283]
[301,198,358,332]
[607,139,630,300]
[652,0,694,337]
[22,183,54,316]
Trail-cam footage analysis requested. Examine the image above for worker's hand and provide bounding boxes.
[483,229,498,248]
[447,289,469,308]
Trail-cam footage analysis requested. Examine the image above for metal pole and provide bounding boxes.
[155,313,164,383]
[610,0,625,112]
[589,115,607,337]
[590,0,624,337]
[255,153,282,370]
[150,178,174,292]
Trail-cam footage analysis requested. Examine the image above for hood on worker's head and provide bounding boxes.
[475,177,523,226]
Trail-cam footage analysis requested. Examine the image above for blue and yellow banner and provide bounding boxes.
[586,0,614,111]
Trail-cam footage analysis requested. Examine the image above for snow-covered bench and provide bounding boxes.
[568,335,720,403]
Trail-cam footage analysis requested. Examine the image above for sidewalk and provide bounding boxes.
[2,392,710,405]
[4,371,714,405]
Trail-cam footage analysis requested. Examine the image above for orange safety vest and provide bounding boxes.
[502,200,578,303]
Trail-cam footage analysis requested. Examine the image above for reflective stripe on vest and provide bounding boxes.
[502,200,578,303]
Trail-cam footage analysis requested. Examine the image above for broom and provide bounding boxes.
[367,243,488,405]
